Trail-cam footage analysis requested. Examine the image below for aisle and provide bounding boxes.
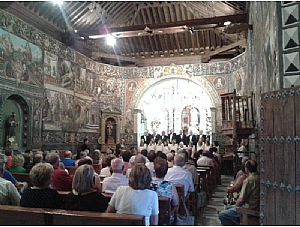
[197,175,233,226]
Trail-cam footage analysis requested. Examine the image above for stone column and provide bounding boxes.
[134,108,142,145]
[210,107,217,142]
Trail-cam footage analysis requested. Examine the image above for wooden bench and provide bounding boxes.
[236,207,260,225]
[65,166,77,175]
[158,197,178,226]
[11,173,33,187]
[0,205,145,225]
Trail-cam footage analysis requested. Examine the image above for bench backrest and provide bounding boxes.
[11,173,33,187]
[0,205,144,226]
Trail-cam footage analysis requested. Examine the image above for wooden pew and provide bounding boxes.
[11,173,33,187]
[236,207,260,225]
[65,166,77,175]
[0,205,145,226]
[57,190,71,201]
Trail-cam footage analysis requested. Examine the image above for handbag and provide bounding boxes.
[177,198,195,226]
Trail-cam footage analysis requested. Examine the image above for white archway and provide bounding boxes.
[130,75,221,138]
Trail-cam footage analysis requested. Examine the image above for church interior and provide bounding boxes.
[0,1,299,225]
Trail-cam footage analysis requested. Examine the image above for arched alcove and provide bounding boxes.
[131,75,221,140]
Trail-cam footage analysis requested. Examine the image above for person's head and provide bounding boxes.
[129,164,151,190]
[157,152,167,160]
[120,138,125,144]
[198,138,203,144]
[205,138,210,145]
[22,153,31,167]
[29,163,53,188]
[188,141,194,147]
[0,153,7,169]
[154,157,168,178]
[59,161,66,170]
[12,154,25,168]
[73,164,95,194]
[144,130,148,136]
[209,147,217,154]
[157,139,162,145]
[174,154,185,167]
[147,150,156,162]
[5,150,11,156]
[45,152,60,168]
[170,150,175,155]
[106,154,115,167]
[135,154,146,164]
[169,129,173,134]
[78,157,93,166]
[122,150,132,162]
[179,129,183,134]
[198,149,203,155]
[241,157,249,172]
[92,149,101,163]
[179,142,184,148]
[172,139,176,144]
[189,130,193,135]
[193,151,200,160]
[141,149,148,157]
[83,138,89,144]
[149,138,154,144]
[64,150,72,158]
[80,151,88,159]
[111,158,123,173]
[166,153,174,162]
[202,150,208,157]
[245,160,257,173]
[163,141,168,146]
[130,147,138,155]
[33,153,43,164]
[162,131,165,136]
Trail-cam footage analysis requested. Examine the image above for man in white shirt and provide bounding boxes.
[164,154,194,197]
[102,158,128,193]
[197,150,214,166]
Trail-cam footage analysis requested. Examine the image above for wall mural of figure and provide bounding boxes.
[105,118,116,144]
[213,76,226,89]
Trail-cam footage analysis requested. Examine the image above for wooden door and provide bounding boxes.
[260,87,297,225]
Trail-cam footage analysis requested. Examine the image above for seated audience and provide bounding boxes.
[9,154,26,173]
[218,160,260,226]
[166,153,174,168]
[102,158,128,193]
[121,150,132,175]
[228,158,249,193]
[100,154,115,177]
[60,150,75,167]
[22,153,31,169]
[21,163,63,208]
[157,152,167,160]
[64,164,107,212]
[179,150,198,185]
[126,154,146,178]
[77,158,102,193]
[106,164,159,226]
[140,149,150,163]
[75,150,88,166]
[164,154,194,197]
[138,139,147,153]
[46,152,72,191]
[151,157,179,206]
[5,150,12,169]
[25,152,43,173]
[0,161,20,205]
[197,150,214,166]
[146,150,156,177]
[147,138,156,152]
[92,149,102,165]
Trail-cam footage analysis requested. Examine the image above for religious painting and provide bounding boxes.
[127,80,137,91]
[232,68,244,95]
[0,29,43,87]
[213,76,226,89]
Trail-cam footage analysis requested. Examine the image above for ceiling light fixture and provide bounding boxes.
[224,21,231,26]
[89,35,102,39]
[51,0,63,6]
[106,34,116,46]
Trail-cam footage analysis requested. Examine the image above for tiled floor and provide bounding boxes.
[197,175,234,226]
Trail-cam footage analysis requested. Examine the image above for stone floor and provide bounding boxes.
[197,175,234,226]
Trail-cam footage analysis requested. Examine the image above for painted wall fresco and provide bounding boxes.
[0,29,43,87]
[0,8,246,151]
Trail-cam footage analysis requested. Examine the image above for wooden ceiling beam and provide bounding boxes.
[77,13,248,39]
[203,38,246,60]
